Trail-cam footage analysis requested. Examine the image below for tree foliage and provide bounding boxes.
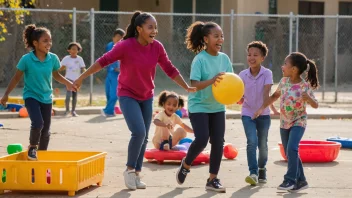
[0,0,35,41]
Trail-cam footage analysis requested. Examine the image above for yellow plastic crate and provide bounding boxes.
[7,97,24,105]
[0,151,107,196]
[52,98,65,107]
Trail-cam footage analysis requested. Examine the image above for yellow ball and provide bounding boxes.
[212,72,244,105]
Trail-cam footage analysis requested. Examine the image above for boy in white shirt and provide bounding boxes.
[60,42,86,116]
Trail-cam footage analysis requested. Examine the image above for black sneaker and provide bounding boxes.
[28,146,38,161]
[258,168,267,183]
[277,180,295,190]
[176,158,190,185]
[206,178,226,193]
[288,180,309,193]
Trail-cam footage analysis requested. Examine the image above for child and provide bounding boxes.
[152,91,193,151]
[60,42,86,117]
[238,41,279,185]
[254,52,319,192]
[72,11,196,190]
[102,28,125,117]
[176,21,232,193]
[0,24,74,160]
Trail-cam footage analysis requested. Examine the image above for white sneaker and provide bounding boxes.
[123,169,137,190]
[245,174,258,186]
[136,175,147,189]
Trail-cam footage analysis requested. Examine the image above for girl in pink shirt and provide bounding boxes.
[254,52,319,193]
[73,11,196,190]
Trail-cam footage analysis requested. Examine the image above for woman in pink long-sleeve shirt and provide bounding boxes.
[73,11,196,190]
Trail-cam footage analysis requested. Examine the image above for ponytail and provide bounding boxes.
[124,11,154,40]
[185,21,219,54]
[306,59,319,90]
[22,24,50,49]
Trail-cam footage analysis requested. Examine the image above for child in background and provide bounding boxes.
[254,52,319,192]
[60,42,86,117]
[152,91,193,151]
[176,21,233,193]
[238,41,279,185]
[102,28,125,117]
[0,24,74,160]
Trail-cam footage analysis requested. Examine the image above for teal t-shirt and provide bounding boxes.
[16,51,60,104]
[188,50,234,113]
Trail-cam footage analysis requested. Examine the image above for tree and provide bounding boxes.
[0,0,35,42]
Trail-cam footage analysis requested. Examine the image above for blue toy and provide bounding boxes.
[327,137,352,148]
[0,124,3,127]
[179,137,193,145]
[175,109,182,118]
[173,144,188,151]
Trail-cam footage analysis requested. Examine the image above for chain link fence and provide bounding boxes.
[1,8,352,103]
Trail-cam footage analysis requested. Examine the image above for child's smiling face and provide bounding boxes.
[247,47,264,68]
[204,25,224,54]
[163,97,179,116]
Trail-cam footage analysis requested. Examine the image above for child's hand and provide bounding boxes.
[237,97,244,105]
[302,92,311,102]
[166,123,173,130]
[185,86,197,93]
[73,79,82,91]
[212,72,225,87]
[0,95,8,106]
[252,108,264,119]
[272,110,280,116]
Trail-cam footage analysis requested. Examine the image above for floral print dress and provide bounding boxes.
[275,77,317,129]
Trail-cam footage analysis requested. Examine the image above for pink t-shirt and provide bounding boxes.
[97,38,180,100]
[277,77,317,129]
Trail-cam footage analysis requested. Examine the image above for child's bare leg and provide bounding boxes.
[172,128,187,147]
[160,127,171,150]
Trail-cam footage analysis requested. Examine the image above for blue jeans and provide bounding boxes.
[119,96,153,172]
[104,73,118,115]
[241,115,271,175]
[280,126,306,183]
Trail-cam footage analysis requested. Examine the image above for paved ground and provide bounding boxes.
[1,115,352,198]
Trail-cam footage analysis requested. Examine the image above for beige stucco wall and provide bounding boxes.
[36,0,99,10]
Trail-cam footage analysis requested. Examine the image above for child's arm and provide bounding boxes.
[52,71,75,91]
[191,72,225,91]
[0,70,23,105]
[59,65,66,71]
[302,92,318,108]
[153,119,173,130]
[180,123,193,133]
[270,104,280,115]
[81,68,87,73]
[253,89,281,119]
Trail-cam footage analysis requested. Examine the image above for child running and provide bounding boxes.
[60,42,86,117]
[254,52,319,192]
[152,90,193,151]
[0,24,74,160]
[176,21,233,193]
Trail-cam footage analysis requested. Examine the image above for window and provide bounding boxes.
[339,2,352,15]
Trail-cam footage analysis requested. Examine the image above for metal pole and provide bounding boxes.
[230,9,234,63]
[72,7,76,42]
[295,16,299,51]
[90,8,95,105]
[334,15,339,103]
[323,48,326,100]
[289,12,293,54]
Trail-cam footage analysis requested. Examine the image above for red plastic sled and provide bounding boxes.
[278,140,341,163]
[144,148,210,165]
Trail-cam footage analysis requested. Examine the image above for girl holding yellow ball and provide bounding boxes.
[175,21,232,193]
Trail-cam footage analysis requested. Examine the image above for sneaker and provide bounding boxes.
[123,169,137,190]
[71,111,78,117]
[245,174,258,185]
[205,178,226,193]
[277,180,295,190]
[136,175,147,189]
[288,180,309,193]
[163,144,170,151]
[101,109,115,117]
[176,158,190,185]
[258,168,267,183]
[27,146,38,161]
[64,111,70,116]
